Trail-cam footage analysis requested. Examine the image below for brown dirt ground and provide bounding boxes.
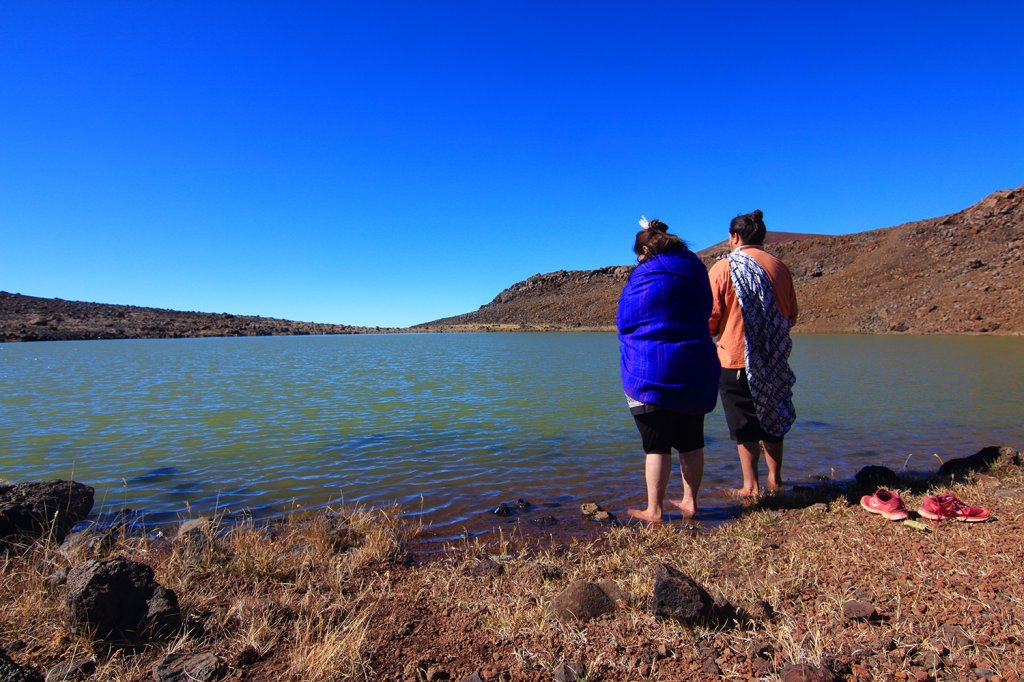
[3,450,1022,681]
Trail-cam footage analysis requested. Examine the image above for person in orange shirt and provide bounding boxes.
[708,210,797,497]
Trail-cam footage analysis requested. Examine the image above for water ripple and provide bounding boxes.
[1,333,1022,531]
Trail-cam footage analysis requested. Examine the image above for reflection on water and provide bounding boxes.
[1,333,1022,539]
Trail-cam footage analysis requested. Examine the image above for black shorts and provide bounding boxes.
[719,367,784,444]
[632,410,705,454]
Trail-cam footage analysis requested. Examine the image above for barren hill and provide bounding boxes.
[0,293,387,342]
[422,186,1024,334]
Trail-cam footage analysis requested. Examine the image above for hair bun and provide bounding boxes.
[647,219,669,233]
[750,209,764,224]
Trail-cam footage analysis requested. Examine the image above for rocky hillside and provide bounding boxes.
[0,293,387,342]
[422,186,1024,334]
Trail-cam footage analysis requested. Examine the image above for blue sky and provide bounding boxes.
[3,2,1022,327]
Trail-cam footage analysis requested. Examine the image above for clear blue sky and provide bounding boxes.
[3,2,1022,327]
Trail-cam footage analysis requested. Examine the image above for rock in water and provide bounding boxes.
[854,466,900,489]
[651,563,712,623]
[0,480,94,545]
[65,557,182,643]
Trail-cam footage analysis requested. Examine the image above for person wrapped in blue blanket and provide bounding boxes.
[617,218,721,522]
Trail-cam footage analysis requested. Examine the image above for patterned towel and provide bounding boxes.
[727,251,796,438]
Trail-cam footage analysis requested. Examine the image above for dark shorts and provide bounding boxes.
[719,367,784,444]
[632,410,705,454]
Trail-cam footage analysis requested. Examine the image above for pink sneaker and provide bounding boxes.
[918,493,990,523]
[860,488,909,521]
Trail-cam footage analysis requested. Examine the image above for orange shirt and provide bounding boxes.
[708,245,798,369]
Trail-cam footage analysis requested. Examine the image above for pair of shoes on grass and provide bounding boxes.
[860,488,990,522]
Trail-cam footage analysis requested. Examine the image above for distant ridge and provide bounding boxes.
[420,186,1024,335]
[0,293,390,342]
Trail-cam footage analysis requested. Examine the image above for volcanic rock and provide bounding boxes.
[842,599,878,621]
[938,445,1022,480]
[547,580,616,622]
[152,652,225,682]
[65,557,182,642]
[44,658,95,681]
[651,563,712,623]
[0,651,43,682]
[854,466,900,489]
[0,480,94,545]
[552,661,586,682]
[780,662,837,682]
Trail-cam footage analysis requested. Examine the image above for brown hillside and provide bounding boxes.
[0,293,389,342]
[422,186,1024,334]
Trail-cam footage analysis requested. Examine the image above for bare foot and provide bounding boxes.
[669,499,696,519]
[627,508,663,524]
[767,479,784,494]
[726,487,760,498]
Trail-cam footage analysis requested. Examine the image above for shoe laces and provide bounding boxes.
[936,493,972,518]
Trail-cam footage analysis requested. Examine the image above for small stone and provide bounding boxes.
[515,499,530,509]
[459,673,485,682]
[534,564,562,581]
[45,659,95,681]
[915,650,942,670]
[426,666,450,681]
[43,566,69,590]
[492,503,511,517]
[940,623,971,648]
[461,557,503,578]
[530,515,556,527]
[152,652,225,682]
[174,517,217,545]
[579,503,601,516]
[0,651,43,682]
[547,581,616,622]
[842,599,877,621]
[806,503,828,515]
[780,662,836,682]
[552,661,585,682]
[700,658,721,675]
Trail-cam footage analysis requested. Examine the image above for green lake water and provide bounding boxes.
[1,333,1021,540]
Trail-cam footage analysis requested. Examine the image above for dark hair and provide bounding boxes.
[729,210,766,245]
[633,219,687,258]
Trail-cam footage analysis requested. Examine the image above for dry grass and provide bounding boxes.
[2,459,1023,680]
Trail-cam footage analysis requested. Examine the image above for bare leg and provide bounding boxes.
[669,448,704,519]
[763,440,784,492]
[628,453,671,523]
[729,441,761,497]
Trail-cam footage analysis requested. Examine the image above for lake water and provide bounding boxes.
[1,333,1022,542]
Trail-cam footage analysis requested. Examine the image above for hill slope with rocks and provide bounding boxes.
[422,186,1024,334]
[0,293,388,342]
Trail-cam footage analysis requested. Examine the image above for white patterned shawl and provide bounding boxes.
[727,251,796,438]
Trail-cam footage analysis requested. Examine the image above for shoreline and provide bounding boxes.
[3,446,1022,680]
